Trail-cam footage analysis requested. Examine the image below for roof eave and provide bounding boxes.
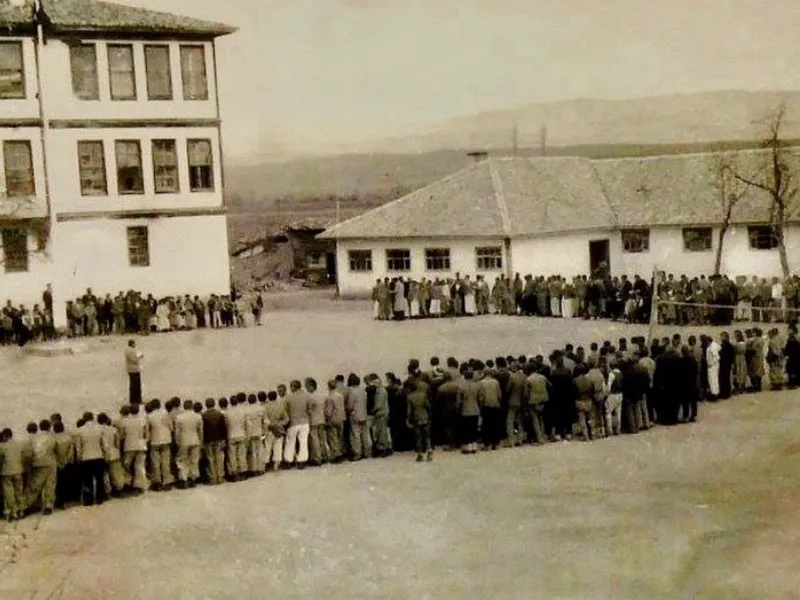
[48,24,238,39]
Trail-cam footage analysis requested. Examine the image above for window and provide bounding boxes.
[127,226,150,267]
[69,44,99,100]
[3,141,34,197]
[476,246,502,270]
[1,228,28,273]
[187,139,214,191]
[386,249,411,271]
[180,45,208,100]
[151,139,179,193]
[348,250,372,272]
[115,141,144,194]
[144,45,172,100]
[108,44,136,100]
[0,41,25,99]
[621,229,650,253]
[425,248,451,271]
[748,225,779,250]
[77,141,107,196]
[682,227,713,252]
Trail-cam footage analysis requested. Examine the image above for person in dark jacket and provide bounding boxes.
[654,346,682,425]
[785,326,800,389]
[548,356,578,440]
[679,346,700,422]
[406,379,433,462]
[202,398,227,485]
[718,332,735,400]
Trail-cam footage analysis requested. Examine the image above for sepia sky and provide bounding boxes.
[116,0,800,159]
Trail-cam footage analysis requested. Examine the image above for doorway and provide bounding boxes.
[325,252,337,284]
[589,239,610,278]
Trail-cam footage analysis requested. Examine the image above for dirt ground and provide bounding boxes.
[1,298,799,599]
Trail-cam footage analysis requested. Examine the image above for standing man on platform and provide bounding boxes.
[125,339,144,405]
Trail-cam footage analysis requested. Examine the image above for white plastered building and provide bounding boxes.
[0,0,236,326]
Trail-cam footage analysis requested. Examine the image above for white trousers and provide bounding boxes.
[606,393,623,435]
[284,423,310,464]
[561,298,574,319]
[550,297,561,317]
[429,299,441,316]
[264,431,284,465]
[708,365,720,396]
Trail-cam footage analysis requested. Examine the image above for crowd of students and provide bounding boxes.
[0,285,265,347]
[1,323,799,521]
[372,271,800,326]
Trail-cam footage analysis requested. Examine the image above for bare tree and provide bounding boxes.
[729,103,798,279]
[709,153,748,275]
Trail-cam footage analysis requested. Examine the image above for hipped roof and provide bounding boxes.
[0,0,236,37]
[318,150,800,240]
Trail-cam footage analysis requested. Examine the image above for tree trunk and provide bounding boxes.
[775,204,790,280]
[777,224,790,280]
[714,225,728,276]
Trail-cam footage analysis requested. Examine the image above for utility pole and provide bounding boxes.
[539,124,547,157]
[512,123,518,156]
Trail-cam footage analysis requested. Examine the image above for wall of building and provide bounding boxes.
[47,126,222,214]
[334,237,509,297]
[40,39,218,121]
[510,225,800,280]
[510,230,613,278]
[53,214,230,301]
[0,229,57,308]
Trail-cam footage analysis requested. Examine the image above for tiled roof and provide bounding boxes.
[0,1,34,28]
[319,161,504,239]
[0,0,236,37]
[319,151,800,240]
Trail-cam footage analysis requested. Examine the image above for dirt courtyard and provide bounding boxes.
[2,299,799,599]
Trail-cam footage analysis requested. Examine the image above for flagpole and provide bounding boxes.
[647,265,661,346]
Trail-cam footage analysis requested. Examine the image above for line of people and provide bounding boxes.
[372,271,800,326]
[1,325,798,520]
[0,284,267,347]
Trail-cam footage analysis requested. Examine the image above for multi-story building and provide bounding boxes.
[0,0,236,327]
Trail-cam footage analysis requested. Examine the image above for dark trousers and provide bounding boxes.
[480,407,503,448]
[412,423,431,454]
[81,459,107,505]
[55,465,79,508]
[129,372,142,404]
[459,415,479,446]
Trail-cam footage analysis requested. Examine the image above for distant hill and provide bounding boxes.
[225,90,800,201]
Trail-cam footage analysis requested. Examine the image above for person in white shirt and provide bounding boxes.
[124,339,144,404]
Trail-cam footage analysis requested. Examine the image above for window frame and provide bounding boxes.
[77,140,108,196]
[682,227,713,252]
[747,225,779,250]
[186,138,214,192]
[1,227,28,273]
[143,44,173,101]
[475,246,503,270]
[424,247,451,271]
[114,140,144,195]
[621,228,650,253]
[179,44,209,101]
[126,226,150,267]
[0,41,26,100]
[151,139,179,194]
[385,248,411,272]
[348,249,373,272]
[107,43,137,101]
[69,43,100,101]
[3,140,35,198]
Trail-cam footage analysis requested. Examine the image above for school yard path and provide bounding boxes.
[1,301,798,599]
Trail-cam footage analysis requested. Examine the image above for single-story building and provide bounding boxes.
[317,152,800,297]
